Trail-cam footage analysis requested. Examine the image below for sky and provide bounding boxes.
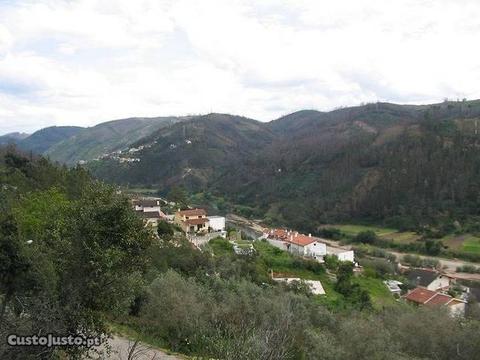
[0,0,480,135]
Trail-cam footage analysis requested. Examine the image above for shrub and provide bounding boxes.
[353,231,377,244]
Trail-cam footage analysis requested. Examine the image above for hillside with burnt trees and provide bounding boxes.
[84,100,480,232]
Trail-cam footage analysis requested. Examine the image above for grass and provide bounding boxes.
[209,237,234,256]
[462,236,480,254]
[354,276,396,308]
[331,224,480,256]
[331,224,398,237]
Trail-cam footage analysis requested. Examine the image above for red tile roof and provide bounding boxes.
[405,287,466,307]
[177,208,207,217]
[426,293,452,306]
[184,218,208,225]
[289,234,317,246]
[266,228,319,247]
[404,287,437,304]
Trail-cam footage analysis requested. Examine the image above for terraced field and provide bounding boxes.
[329,224,419,244]
[327,224,480,255]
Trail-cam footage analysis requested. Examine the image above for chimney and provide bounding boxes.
[309,233,312,237]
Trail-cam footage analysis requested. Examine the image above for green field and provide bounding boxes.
[330,224,419,243]
[329,224,480,256]
[330,224,398,237]
[462,236,480,254]
[354,276,397,308]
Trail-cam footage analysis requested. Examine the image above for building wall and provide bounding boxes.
[208,216,226,231]
[267,238,289,251]
[335,250,355,262]
[142,205,161,212]
[304,242,327,257]
[289,243,305,256]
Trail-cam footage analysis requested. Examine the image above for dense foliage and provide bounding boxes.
[119,236,480,360]
[0,149,153,359]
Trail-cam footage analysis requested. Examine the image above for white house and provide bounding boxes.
[264,229,327,260]
[264,229,290,251]
[287,233,327,260]
[133,199,162,213]
[208,216,226,232]
[405,269,451,291]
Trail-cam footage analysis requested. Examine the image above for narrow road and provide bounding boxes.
[89,336,183,360]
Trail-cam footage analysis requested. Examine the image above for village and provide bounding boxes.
[131,196,479,317]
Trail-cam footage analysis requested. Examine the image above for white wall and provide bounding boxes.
[143,205,161,212]
[335,250,355,262]
[267,238,289,251]
[208,216,226,231]
[304,242,327,257]
[135,205,161,212]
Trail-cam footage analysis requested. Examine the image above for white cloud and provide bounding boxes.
[0,0,479,134]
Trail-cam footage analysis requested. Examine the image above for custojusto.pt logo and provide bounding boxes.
[7,334,101,348]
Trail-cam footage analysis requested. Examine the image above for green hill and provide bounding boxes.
[0,132,30,146]
[19,126,84,154]
[45,116,188,164]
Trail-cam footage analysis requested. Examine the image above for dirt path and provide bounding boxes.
[89,336,183,360]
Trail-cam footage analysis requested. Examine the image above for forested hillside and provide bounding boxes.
[87,100,480,231]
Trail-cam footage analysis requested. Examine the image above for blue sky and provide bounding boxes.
[1,0,480,135]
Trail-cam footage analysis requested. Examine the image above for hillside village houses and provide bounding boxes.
[403,287,467,317]
[174,208,227,236]
[404,268,452,291]
[174,208,209,234]
[262,228,355,263]
[132,198,167,227]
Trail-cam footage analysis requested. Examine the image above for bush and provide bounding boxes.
[360,258,397,278]
[317,227,344,240]
[353,231,377,244]
[402,254,439,269]
[456,265,480,274]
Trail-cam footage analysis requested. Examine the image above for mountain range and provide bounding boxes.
[4,99,480,230]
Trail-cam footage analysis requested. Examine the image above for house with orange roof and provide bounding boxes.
[404,287,466,316]
[287,232,327,260]
[174,208,209,234]
[263,229,327,261]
